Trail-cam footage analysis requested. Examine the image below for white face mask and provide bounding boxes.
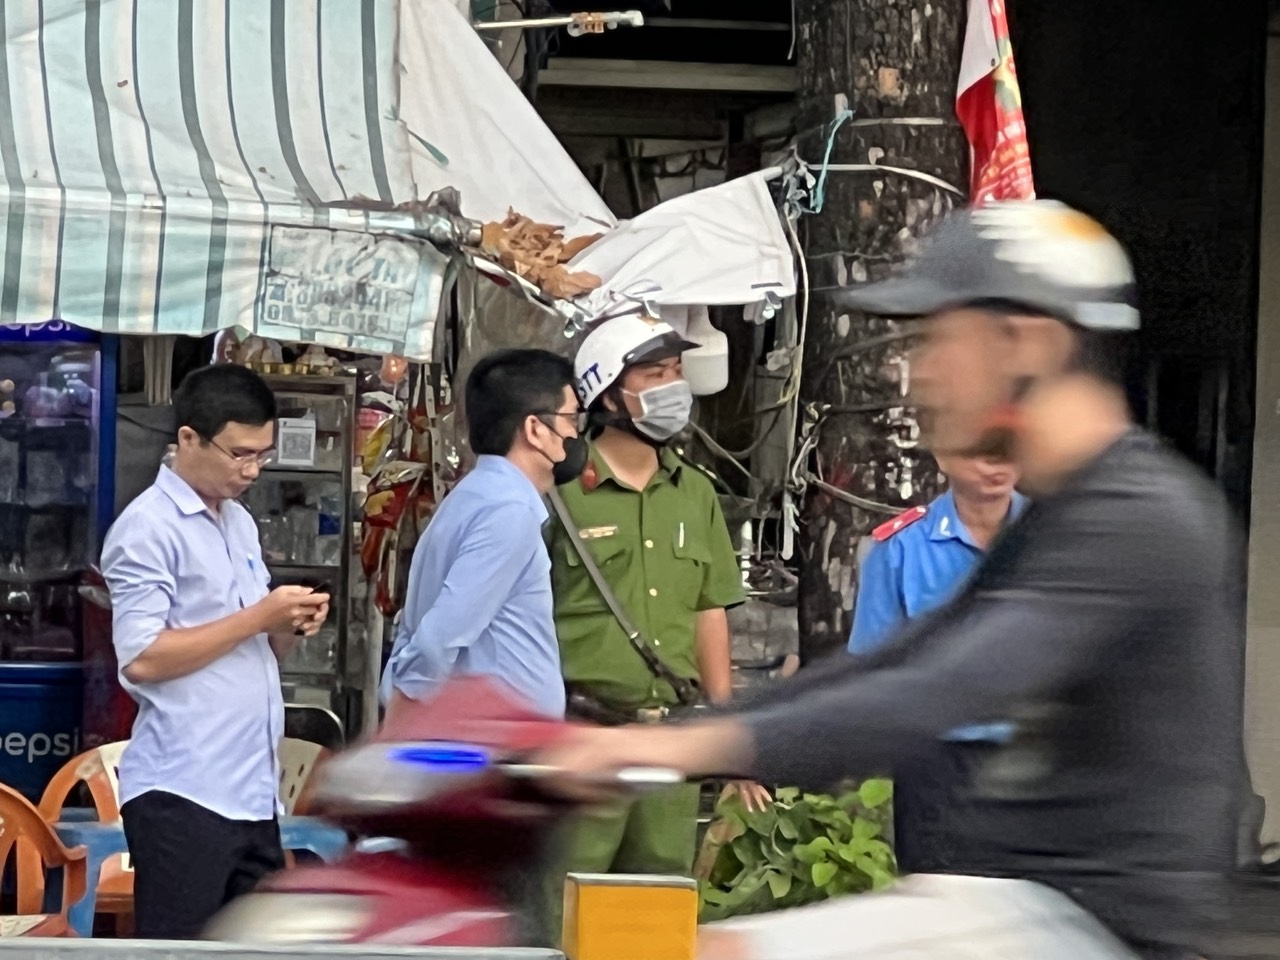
[624,380,693,442]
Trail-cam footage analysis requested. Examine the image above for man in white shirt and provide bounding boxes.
[102,364,329,939]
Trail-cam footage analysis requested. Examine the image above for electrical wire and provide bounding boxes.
[784,404,902,516]
[504,28,529,76]
[778,214,809,461]
[796,110,853,215]
[807,477,901,515]
[755,215,810,416]
[724,405,786,459]
[471,0,527,18]
[690,422,755,483]
[811,329,920,393]
[587,118,961,537]
[820,163,965,197]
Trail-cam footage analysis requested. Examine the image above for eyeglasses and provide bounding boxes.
[538,410,588,433]
[208,437,276,468]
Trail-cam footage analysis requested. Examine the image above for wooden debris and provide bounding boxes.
[477,208,604,300]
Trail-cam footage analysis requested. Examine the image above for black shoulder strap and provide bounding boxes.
[547,488,701,706]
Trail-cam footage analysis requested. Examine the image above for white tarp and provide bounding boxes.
[400,0,615,238]
[0,0,792,359]
[568,169,796,321]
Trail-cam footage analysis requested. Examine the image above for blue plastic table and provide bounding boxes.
[54,815,349,937]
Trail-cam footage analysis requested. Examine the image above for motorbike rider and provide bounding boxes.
[536,200,1244,960]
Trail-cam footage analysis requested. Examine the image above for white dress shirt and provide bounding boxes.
[101,466,282,821]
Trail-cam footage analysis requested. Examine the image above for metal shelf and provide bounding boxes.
[280,669,342,685]
[264,373,362,389]
[261,466,345,479]
[253,374,365,740]
[267,563,342,576]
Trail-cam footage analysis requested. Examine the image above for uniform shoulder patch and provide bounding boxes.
[871,505,927,542]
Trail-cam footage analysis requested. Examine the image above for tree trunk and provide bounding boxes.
[794,0,969,663]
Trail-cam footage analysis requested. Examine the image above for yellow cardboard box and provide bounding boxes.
[562,872,698,960]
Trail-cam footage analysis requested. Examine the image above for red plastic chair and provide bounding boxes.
[0,782,86,937]
[23,743,133,935]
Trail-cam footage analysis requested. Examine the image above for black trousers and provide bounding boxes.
[121,790,285,939]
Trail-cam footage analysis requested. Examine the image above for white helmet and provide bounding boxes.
[573,315,696,409]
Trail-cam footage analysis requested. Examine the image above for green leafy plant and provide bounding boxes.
[695,779,896,922]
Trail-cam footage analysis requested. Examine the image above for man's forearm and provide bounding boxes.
[672,718,756,778]
[740,580,1139,787]
[695,608,734,705]
[123,607,266,685]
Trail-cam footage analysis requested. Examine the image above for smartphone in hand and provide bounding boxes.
[294,582,331,635]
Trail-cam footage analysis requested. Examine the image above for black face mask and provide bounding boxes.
[535,427,588,488]
[551,433,589,485]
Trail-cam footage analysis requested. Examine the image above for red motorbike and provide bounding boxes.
[204,676,679,947]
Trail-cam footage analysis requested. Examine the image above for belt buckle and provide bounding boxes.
[636,706,669,724]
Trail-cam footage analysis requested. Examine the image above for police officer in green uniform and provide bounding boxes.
[543,313,760,938]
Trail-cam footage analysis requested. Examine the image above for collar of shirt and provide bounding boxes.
[472,455,547,518]
[154,464,212,517]
[582,441,684,493]
[929,489,1029,549]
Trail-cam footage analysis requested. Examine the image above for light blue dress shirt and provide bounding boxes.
[101,466,283,821]
[849,488,1028,742]
[380,455,564,717]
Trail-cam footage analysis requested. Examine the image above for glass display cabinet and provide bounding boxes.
[0,324,114,663]
[0,323,117,800]
[245,374,367,736]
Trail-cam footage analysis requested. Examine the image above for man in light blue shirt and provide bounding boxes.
[102,364,328,940]
[381,349,585,719]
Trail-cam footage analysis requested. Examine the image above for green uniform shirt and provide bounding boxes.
[549,443,745,709]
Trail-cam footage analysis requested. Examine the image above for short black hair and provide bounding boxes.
[466,349,575,456]
[173,364,277,440]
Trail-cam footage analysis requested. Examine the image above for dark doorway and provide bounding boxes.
[1007,0,1268,520]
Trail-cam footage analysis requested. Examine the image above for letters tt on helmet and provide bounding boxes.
[573,315,697,409]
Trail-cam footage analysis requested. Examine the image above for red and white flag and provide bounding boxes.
[955,0,1035,204]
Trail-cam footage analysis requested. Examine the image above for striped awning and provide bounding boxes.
[0,0,613,359]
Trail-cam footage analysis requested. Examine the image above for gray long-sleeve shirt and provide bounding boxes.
[742,430,1244,955]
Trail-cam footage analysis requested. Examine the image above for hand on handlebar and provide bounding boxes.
[528,726,656,803]
[532,718,755,802]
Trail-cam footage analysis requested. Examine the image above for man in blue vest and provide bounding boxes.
[850,453,1026,653]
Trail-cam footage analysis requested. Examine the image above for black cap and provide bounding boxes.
[836,200,1140,331]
